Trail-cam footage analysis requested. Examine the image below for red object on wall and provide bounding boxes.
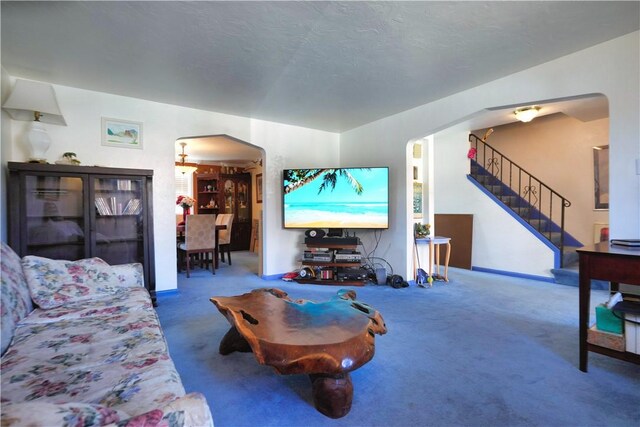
[600,227,609,242]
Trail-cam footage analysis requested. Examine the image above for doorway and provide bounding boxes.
[175,134,264,278]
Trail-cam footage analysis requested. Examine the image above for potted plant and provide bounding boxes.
[414,223,431,238]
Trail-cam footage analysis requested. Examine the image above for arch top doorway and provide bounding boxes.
[175,134,265,277]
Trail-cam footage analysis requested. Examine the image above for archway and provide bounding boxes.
[175,134,265,278]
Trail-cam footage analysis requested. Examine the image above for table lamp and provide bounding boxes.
[2,79,66,163]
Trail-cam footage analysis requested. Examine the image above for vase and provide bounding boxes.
[182,207,190,223]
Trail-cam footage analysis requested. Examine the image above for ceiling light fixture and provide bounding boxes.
[514,106,541,123]
[176,142,198,175]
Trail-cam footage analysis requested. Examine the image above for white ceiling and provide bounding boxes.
[2,1,638,160]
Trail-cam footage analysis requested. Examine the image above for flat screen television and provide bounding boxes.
[283,167,389,230]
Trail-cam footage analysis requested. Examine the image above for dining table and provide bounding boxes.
[176,223,227,270]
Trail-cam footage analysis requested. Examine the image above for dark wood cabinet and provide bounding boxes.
[8,162,156,304]
[219,173,251,250]
[195,173,220,215]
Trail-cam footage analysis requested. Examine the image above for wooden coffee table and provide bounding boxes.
[210,288,386,418]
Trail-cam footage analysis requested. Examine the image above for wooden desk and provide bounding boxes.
[415,236,452,285]
[177,224,226,269]
[577,242,640,372]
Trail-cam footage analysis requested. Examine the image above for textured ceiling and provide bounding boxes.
[2,1,638,136]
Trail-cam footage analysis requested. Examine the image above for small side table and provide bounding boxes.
[415,236,452,283]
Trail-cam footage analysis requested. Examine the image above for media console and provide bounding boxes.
[296,238,366,286]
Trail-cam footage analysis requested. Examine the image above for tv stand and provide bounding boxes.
[296,241,366,286]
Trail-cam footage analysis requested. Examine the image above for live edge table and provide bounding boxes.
[577,242,640,372]
[210,288,387,418]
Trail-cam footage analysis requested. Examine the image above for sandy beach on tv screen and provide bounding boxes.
[285,220,387,228]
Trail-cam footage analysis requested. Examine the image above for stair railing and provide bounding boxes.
[468,133,572,266]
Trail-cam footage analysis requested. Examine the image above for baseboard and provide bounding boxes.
[471,266,555,283]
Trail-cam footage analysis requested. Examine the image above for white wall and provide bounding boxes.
[2,80,339,291]
[341,32,639,280]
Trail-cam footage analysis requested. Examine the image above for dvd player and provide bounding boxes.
[305,237,359,245]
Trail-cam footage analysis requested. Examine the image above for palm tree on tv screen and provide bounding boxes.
[284,168,368,195]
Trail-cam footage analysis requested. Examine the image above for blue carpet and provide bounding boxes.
[156,252,640,427]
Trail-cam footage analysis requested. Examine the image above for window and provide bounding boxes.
[175,168,194,214]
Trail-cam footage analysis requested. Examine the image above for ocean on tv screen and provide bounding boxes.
[283,167,389,229]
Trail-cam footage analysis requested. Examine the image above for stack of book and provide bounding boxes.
[95,198,142,215]
[610,239,640,248]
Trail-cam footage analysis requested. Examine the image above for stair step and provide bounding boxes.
[499,195,518,205]
[528,219,548,230]
[550,267,609,290]
[475,175,493,184]
[510,207,530,216]
[486,184,502,194]
[562,246,580,266]
[548,231,563,245]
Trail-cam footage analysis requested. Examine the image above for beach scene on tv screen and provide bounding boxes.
[283,168,389,228]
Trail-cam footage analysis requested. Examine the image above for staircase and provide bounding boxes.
[468,134,582,270]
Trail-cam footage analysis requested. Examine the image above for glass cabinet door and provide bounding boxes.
[24,175,86,260]
[223,179,236,214]
[92,177,145,265]
[237,181,249,221]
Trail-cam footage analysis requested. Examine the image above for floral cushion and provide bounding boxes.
[0,401,128,427]
[1,287,186,416]
[1,243,34,355]
[21,256,141,309]
[104,393,213,427]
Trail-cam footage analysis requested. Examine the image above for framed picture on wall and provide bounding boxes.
[413,182,423,218]
[593,145,609,209]
[101,117,143,149]
[256,173,263,203]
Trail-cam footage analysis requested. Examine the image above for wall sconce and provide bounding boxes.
[514,106,541,123]
[176,142,198,175]
[2,79,67,162]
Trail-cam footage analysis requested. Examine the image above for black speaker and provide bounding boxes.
[387,274,408,288]
[297,267,316,279]
[305,229,326,238]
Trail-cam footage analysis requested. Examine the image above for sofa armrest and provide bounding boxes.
[0,401,129,427]
[110,263,145,288]
[103,393,214,427]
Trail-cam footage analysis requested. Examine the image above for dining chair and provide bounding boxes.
[216,213,234,265]
[177,214,216,278]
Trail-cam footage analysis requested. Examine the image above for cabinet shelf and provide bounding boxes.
[301,261,362,267]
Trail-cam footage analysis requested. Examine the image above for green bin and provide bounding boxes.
[595,305,623,334]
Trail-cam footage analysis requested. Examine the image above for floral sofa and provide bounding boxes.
[0,242,213,426]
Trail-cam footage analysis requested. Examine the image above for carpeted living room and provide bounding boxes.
[159,252,640,426]
[2,2,640,427]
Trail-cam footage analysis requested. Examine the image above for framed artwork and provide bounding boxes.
[413,182,423,218]
[256,173,263,203]
[101,117,143,149]
[593,145,609,210]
